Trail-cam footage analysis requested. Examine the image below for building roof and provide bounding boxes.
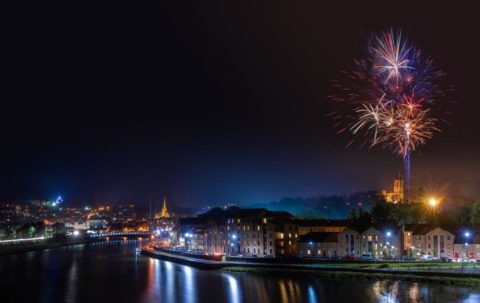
[404,224,454,235]
[231,208,268,218]
[298,232,339,243]
[297,219,352,227]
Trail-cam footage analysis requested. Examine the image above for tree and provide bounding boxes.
[28,226,35,238]
[347,208,357,220]
[470,202,480,224]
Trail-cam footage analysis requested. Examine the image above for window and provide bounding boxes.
[280,233,284,239]
[257,226,260,231]
[270,241,273,246]
[237,219,241,223]
[288,241,291,245]
[288,233,292,238]
[307,249,311,255]
[295,233,298,238]
[270,249,272,254]
[317,250,321,255]
[368,236,372,241]
[263,218,267,224]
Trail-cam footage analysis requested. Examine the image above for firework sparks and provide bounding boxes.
[330,29,449,195]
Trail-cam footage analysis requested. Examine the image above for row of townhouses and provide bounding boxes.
[172,208,480,259]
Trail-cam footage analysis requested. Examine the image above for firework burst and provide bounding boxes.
[329,29,450,197]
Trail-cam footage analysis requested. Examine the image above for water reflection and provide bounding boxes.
[226,275,240,303]
[308,286,318,303]
[183,265,196,303]
[1,240,480,303]
[65,258,78,303]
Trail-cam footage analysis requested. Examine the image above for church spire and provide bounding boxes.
[160,196,170,218]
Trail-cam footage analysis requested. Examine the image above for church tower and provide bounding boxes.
[160,197,170,218]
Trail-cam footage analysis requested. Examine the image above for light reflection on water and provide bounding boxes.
[1,240,480,303]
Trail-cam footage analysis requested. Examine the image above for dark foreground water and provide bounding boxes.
[1,240,479,303]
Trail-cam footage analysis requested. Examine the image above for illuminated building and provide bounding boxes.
[381,178,405,203]
[404,225,454,258]
[155,197,170,219]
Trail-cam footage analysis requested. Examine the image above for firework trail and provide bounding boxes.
[330,29,450,199]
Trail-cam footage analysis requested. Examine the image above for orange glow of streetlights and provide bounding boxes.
[428,197,438,207]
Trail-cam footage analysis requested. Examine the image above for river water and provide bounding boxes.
[1,240,479,303]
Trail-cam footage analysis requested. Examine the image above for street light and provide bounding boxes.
[428,197,438,207]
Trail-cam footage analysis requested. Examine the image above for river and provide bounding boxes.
[1,240,479,303]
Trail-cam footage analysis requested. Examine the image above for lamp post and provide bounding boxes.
[460,231,471,268]
[385,231,392,259]
[464,232,470,259]
[428,197,438,224]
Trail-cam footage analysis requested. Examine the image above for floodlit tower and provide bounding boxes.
[160,197,170,218]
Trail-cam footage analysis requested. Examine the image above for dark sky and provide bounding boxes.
[2,1,480,207]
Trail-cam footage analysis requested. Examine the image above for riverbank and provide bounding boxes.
[0,238,103,256]
[221,266,480,287]
[143,246,480,287]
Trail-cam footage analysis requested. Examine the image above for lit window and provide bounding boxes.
[288,241,291,245]
[280,233,284,239]
[257,226,260,231]
[263,218,267,224]
[288,233,291,238]
[295,233,298,238]
[307,249,311,255]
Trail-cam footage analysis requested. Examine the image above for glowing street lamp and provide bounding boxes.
[428,197,438,207]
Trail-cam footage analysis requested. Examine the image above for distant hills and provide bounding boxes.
[247,191,381,219]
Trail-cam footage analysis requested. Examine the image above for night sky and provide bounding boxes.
[3,2,480,207]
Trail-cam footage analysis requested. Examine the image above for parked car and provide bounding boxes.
[359,253,378,261]
[420,254,434,261]
[401,255,415,261]
[439,256,453,262]
[460,258,477,263]
[341,255,357,261]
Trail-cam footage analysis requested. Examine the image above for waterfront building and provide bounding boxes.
[297,232,339,257]
[226,209,298,257]
[404,225,455,258]
[297,219,351,236]
[360,226,401,258]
